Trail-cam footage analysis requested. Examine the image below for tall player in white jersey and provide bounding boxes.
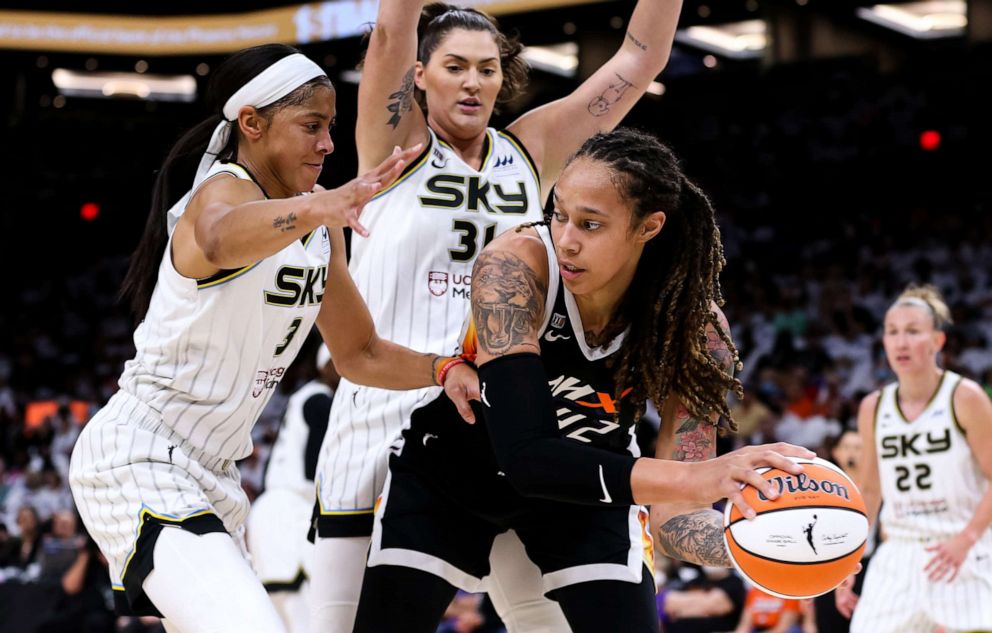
[839,285,992,633]
[68,44,476,633]
[311,2,687,631]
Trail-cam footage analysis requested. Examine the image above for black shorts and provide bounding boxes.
[366,396,653,595]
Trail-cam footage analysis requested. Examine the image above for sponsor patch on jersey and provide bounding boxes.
[428,271,448,297]
[253,366,287,398]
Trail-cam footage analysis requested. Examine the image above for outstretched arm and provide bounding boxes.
[316,228,477,420]
[474,236,811,510]
[508,0,683,198]
[356,0,430,172]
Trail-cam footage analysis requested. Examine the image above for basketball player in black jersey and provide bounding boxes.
[352,128,814,633]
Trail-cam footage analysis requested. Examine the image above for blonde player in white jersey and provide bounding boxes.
[311,1,686,631]
[68,44,476,633]
[836,284,992,633]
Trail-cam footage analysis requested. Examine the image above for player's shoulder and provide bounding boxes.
[474,225,550,287]
[951,376,992,427]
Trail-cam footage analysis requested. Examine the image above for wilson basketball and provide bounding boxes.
[723,457,868,599]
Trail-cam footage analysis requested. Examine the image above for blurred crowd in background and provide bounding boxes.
[1,22,989,633]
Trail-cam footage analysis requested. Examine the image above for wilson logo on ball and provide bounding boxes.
[757,474,852,502]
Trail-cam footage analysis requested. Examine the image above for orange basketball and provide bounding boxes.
[723,456,868,599]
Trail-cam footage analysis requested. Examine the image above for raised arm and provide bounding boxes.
[356,0,430,172]
[508,0,682,197]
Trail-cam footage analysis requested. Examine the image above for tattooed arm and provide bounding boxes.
[507,0,684,199]
[651,305,734,567]
[471,249,813,508]
[355,0,429,172]
[471,230,549,363]
[171,147,420,277]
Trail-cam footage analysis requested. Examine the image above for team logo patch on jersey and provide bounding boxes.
[551,312,566,329]
[428,271,449,297]
[494,154,514,169]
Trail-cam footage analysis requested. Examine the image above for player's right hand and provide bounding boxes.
[702,442,815,519]
[444,363,480,424]
[314,144,422,236]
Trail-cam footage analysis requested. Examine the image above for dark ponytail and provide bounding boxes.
[567,128,741,429]
[120,43,331,320]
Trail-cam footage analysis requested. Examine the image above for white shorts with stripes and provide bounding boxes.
[851,536,992,633]
[69,391,250,613]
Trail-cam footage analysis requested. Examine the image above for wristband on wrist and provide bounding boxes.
[434,356,466,386]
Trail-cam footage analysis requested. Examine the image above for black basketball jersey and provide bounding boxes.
[536,241,639,456]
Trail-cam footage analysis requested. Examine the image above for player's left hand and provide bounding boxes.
[444,363,480,424]
[924,530,976,582]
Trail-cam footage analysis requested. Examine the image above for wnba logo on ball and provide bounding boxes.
[757,474,851,502]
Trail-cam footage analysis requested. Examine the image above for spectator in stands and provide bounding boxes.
[658,561,746,633]
[733,585,801,633]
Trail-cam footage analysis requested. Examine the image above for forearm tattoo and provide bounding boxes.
[386,67,416,129]
[657,509,732,567]
[471,251,546,355]
[272,212,298,232]
[587,73,634,117]
[625,31,648,51]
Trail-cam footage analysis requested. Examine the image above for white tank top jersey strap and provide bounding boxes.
[315,127,544,518]
[119,161,331,462]
[874,370,990,542]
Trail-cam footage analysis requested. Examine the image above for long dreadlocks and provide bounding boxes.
[568,128,742,429]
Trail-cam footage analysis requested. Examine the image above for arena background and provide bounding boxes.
[0,1,990,631]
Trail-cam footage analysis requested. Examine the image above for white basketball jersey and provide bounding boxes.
[119,162,331,461]
[265,379,333,497]
[317,127,543,512]
[875,371,989,540]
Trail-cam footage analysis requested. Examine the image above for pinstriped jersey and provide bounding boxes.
[316,127,543,511]
[119,162,331,461]
[875,370,989,540]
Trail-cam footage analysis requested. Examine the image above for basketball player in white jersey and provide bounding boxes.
[68,44,477,633]
[838,285,992,633]
[311,2,687,630]
[246,345,339,633]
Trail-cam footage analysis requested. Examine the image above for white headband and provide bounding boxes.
[166,53,327,234]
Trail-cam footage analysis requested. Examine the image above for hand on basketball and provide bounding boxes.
[316,144,423,237]
[924,530,976,582]
[712,442,816,519]
[834,573,860,618]
[444,363,480,424]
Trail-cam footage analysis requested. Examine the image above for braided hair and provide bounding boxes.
[567,128,742,429]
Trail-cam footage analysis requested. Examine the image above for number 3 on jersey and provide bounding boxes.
[450,220,497,262]
[275,317,303,356]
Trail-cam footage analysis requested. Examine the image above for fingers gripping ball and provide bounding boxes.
[723,457,868,599]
